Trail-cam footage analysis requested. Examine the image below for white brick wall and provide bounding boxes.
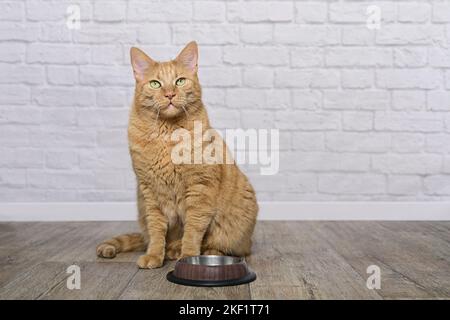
[1,0,450,202]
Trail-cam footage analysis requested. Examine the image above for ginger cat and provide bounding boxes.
[96,42,258,269]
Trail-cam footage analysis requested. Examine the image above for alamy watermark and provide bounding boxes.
[66,264,81,290]
[66,4,81,30]
[366,5,381,30]
[169,121,279,175]
[366,265,381,290]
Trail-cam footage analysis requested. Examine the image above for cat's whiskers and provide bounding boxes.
[156,107,161,123]
[181,105,189,118]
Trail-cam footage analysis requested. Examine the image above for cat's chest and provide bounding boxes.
[129,129,180,186]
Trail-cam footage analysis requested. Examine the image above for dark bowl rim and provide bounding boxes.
[167,270,256,287]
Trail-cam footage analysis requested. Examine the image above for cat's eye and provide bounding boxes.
[175,78,186,87]
[149,80,161,89]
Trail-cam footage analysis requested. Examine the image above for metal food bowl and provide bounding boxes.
[166,255,256,287]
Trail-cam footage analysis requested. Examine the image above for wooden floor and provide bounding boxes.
[0,221,449,299]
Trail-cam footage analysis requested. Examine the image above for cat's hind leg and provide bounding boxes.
[96,233,146,258]
[201,221,253,257]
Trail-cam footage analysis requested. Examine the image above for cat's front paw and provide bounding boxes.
[137,254,164,269]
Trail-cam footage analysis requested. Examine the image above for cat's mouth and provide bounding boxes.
[163,102,178,110]
[159,102,182,118]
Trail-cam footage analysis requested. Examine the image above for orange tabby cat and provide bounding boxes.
[96,41,258,268]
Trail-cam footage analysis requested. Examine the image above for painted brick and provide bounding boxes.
[240,25,272,44]
[394,48,427,67]
[173,24,239,45]
[372,154,442,174]
[94,1,126,22]
[292,132,325,151]
[274,26,339,46]
[46,151,78,169]
[330,2,395,23]
[426,134,450,153]
[295,2,327,23]
[324,91,389,110]
[224,46,289,66]
[326,48,393,67]
[397,3,430,22]
[228,1,293,22]
[292,90,322,110]
[79,66,132,86]
[0,2,24,21]
[275,69,340,88]
[375,112,443,132]
[47,66,78,85]
[428,91,450,111]
[32,87,95,107]
[319,174,385,194]
[0,43,25,62]
[342,112,373,131]
[194,1,226,22]
[341,70,374,89]
[326,132,390,153]
[27,44,90,64]
[0,0,449,202]
[127,1,192,22]
[0,63,45,84]
[424,175,450,195]
[376,69,440,89]
[376,25,444,45]
[391,133,424,153]
[242,68,274,88]
[392,91,426,111]
[388,175,422,195]
[291,48,324,68]
[432,3,450,22]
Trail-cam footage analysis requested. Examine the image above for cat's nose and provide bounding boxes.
[165,92,176,100]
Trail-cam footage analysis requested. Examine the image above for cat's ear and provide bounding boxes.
[175,41,198,74]
[130,47,155,82]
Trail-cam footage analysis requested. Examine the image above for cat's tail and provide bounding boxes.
[96,233,146,259]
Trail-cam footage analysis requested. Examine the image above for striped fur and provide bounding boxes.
[97,42,258,268]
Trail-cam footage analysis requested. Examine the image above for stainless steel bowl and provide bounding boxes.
[166,255,256,287]
[179,255,244,266]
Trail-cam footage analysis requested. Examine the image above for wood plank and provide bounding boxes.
[314,222,432,299]
[0,262,67,300]
[315,222,450,299]
[39,262,138,300]
[46,221,141,263]
[373,221,450,298]
[0,221,448,300]
[0,222,35,243]
[377,222,450,262]
[248,221,382,299]
[246,222,313,299]
[421,222,450,243]
[0,222,77,287]
[119,260,251,300]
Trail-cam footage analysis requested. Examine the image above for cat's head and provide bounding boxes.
[130,41,202,120]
